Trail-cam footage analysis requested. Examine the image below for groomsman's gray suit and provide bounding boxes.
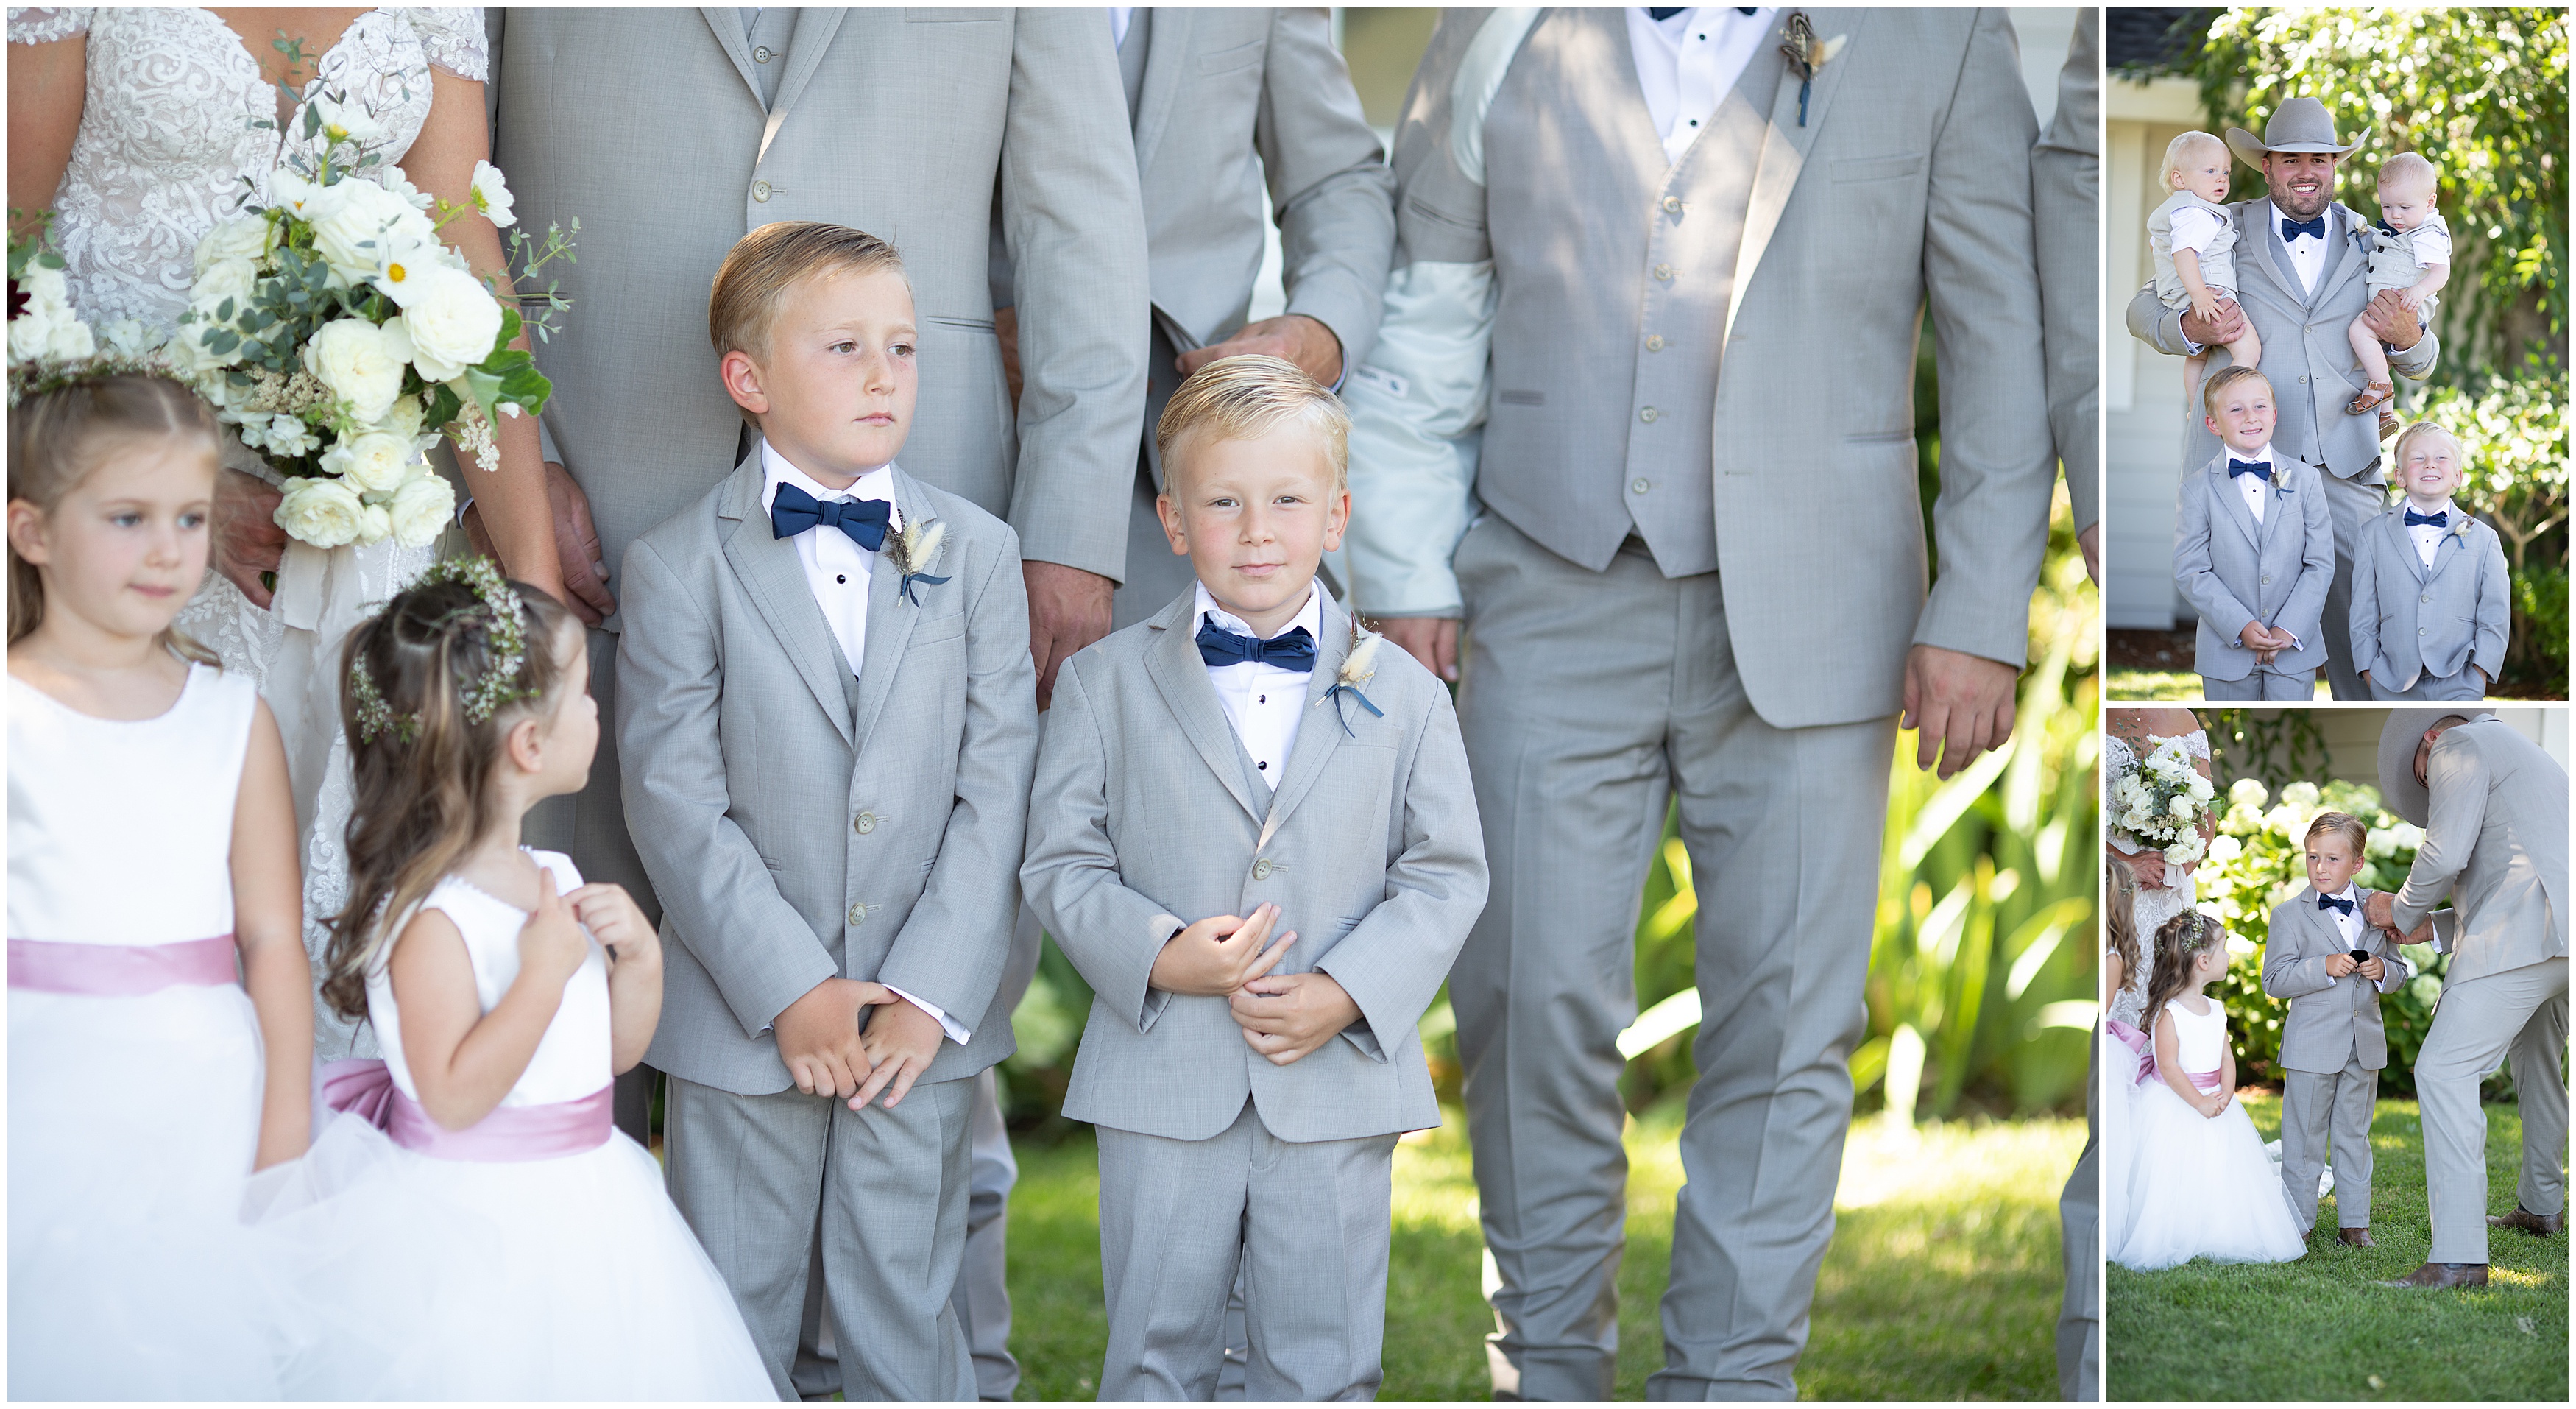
[1021,587,1486,1398]
[2349,505,2510,702]
[2127,200,2442,699]
[2384,714,2569,1265]
[618,453,1039,1399]
[1384,9,2056,1397]
[2262,886,2411,1232]
[2173,449,2335,697]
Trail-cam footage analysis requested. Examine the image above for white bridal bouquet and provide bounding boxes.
[167,94,573,551]
[2111,736,2217,869]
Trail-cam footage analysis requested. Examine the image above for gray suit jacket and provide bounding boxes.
[2349,504,2511,689]
[2393,718,2569,986]
[1022,589,1487,1143]
[2173,450,2335,679]
[1391,7,2056,729]
[2263,886,2409,1072]
[618,453,1039,1095]
[2125,200,2441,481]
[2034,7,2098,536]
[488,7,1149,602]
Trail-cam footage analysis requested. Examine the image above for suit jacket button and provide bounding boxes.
[2298,374,2308,384]
[854,812,877,834]
[1662,196,1683,215]
[1253,858,1273,881]
[753,179,774,202]
[847,904,866,927]
[1653,263,1674,281]
[1639,406,1659,423]
[2421,627,2429,635]
[1645,334,1666,352]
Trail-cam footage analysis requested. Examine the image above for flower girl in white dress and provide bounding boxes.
[2112,910,2307,1271]
[252,558,772,1399]
[7,375,314,1397]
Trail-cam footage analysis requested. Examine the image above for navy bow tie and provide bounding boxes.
[2280,214,2326,242]
[1647,7,1684,18]
[2317,893,2354,916]
[2228,459,2272,481]
[770,481,891,551]
[2405,509,2449,528]
[1196,618,1316,672]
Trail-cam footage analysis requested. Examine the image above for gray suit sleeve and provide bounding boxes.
[874,529,1040,1028]
[1019,658,1188,1034]
[1255,7,1398,373]
[1314,678,1487,1061]
[2260,905,2337,1000]
[2471,531,2511,682]
[2282,467,2337,638]
[997,8,1152,581]
[1908,9,2056,670]
[2388,322,2441,381]
[2126,281,2194,358]
[2173,480,2255,643]
[2031,8,2098,534]
[2393,739,2485,930]
[2349,528,2385,679]
[618,540,840,1039]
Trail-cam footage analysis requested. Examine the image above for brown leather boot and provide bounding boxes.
[2338,1226,2376,1248]
[2381,1262,2488,1288]
[2488,1206,2568,1237]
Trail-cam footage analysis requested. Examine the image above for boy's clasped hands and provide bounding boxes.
[774,976,946,1112]
[1150,903,1363,1065]
[2238,619,2297,667]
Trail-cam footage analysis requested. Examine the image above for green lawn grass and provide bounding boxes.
[2107,1093,2568,1401]
[1004,1109,2085,1400]
[2107,668,2332,702]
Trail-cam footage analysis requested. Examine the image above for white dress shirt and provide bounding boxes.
[1108,5,1133,50]
[2320,883,2364,949]
[760,442,969,1046]
[2405,497,2457,570]
[2223,440,2275,524]
[1624,7,1777,166]
[1195,579,1322,790]
[2167,202,2226,259]
[2268,199,2333,297]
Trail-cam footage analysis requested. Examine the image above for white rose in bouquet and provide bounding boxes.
[392,268,503,381]
[189,257,261,320]
[468,160,517,228]
[2165,834,2206,868]
[305,317,410,425]
[264,415,320,459]
[320,429,415,493]
[383,392,428,443]
[355,501,394,546]
[194,216,270,275]
[386,470,457,548]
[8,265,96,362]
[311,179,427,284]
[274,475,369,549]
[2168,794,2197,820]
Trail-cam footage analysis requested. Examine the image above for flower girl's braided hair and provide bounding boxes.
[2105,855,2141,1000]
[2143,908,2220,1034]
[7,373,219,660]
[320,559,570,1020]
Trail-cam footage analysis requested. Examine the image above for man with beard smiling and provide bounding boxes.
[2126,97,2441,701]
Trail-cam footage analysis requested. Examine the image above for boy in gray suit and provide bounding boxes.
[2352,423,2510,701]
[2262,811,2414,1246]
[1022,357,1486,1399]
[2175,365,2338,699]
[617,223,1038,1399]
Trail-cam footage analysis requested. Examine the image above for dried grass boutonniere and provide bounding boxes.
[1779,12,1846,127]
[1320,622,1387,737]
[888,518,951,605]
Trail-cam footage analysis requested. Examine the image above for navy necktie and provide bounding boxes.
[1196,617,1316,672]
[2405,509,2449,528]
[2228,459,2271,481]
[2280,214,2326,242]
[771,481,891,551]
[2317,893,2354,916]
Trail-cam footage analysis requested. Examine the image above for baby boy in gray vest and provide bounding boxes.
[2148,130,2262,417]
[2351,421,2508,701]
[1021,356,1487,1399]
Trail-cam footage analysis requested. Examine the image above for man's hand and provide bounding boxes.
[2324,952,2358,979]
[213,467,286,608]
[1230,970,1362,1067]
[1178,314,1345,389]
[852,999,945,1111]
[2078,523,2100,587]
[1901,644,2018,779]
[2360,290,2424,352]
[1149,903,1293,998]
[774,977,896,1101]
[2120,846,2168,890]
[466,460,613,626]
[994,305,1025,410]
[1026,559,1114,710]
[1374,615,1459,683]
[2177,296,2247,352]
[2363,891,2396,932]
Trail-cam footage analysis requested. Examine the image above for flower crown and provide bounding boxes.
[349,557,540,744]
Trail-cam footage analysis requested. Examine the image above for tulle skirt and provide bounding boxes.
[250,1109,774,1400]
[2098,1026,2142,1259]
[2111,1070,2309,1271]
[7,985,284,1399]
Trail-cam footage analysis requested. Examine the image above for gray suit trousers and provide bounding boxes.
[2055,1050,2098,1402]
[2318,469,2388,702]
[2199,666,2315,701]
[1095,1101,1397,1401]
[2280,1053,2379,1232]
[2414,958,2569,1263]
[2368,668,2486,702]
[667,1074,978,1400]
[1451,518,1896,1401]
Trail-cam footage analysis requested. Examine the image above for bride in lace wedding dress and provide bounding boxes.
[10,6,562,1056]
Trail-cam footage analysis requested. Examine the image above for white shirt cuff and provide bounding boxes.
[884,985,972,1046]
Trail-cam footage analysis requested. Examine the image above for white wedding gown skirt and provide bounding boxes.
[2098,1022,2144,1260]
[7,986,285,1399]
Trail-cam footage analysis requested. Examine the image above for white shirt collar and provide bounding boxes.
[2222,440,2274,467]
[2404,495,2459,519]
[761,439,900,534]
[1194,578,1323,660]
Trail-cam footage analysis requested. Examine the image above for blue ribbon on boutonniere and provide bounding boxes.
[1778,12,1842,128]
[889,518,951,606]
[1320,629,1387,738]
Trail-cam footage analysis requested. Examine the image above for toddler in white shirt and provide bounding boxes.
[2149,130,2262,417]
[2347,152,2452,415]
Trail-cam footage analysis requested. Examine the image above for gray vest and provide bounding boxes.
[1479,6,1780,577]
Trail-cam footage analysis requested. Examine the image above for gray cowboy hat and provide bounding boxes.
[2226,96,2370,169]
[2377,708,2497,826]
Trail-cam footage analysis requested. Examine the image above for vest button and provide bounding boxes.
[1652,264,1674,281]
[854,812,877,835]
[1645,334,1666,352]
[2262,574,2271,585]
[754,44,773,63]
[847,904,866,927]
[1662,196,1683,215]
[1638,406,1659,423]
[752,180,773,202]
[1252,858,1273,881]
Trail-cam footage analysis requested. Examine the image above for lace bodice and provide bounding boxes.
[9,7,486,334]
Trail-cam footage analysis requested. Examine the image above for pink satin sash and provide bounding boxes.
[7,935,237,995]
[321,1058,612,1162]
[2184,1067,2225,1095]
[2107,1018,2159,1087]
